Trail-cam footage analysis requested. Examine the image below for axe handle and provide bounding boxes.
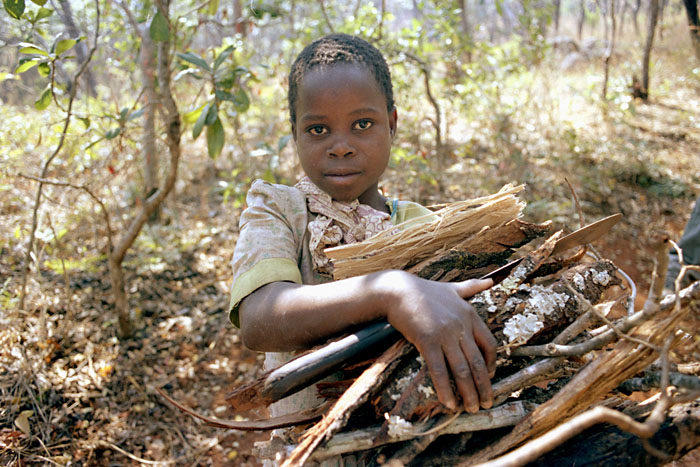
[260,321,400,401]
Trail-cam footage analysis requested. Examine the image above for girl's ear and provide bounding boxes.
[290,119,297,142]
[389,107,398,139]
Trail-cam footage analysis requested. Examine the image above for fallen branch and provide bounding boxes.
[529,399,700,466]
[311,401,535,461]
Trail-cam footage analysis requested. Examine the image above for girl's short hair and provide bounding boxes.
[288,33,394,124]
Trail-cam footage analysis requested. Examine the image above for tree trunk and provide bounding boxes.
[57,0,97,96]
[554,0,561,33]
[683,0,700,63]
[603,0,618,100]
[140,32,159,200]
[458,0,472,42]
[578,0,586,41]
[633,0,642,35]
[641,0,660,101]
[108,0,182,337]
[233,0,247,37]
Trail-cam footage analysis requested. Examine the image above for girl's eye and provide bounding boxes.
[353,119,373,131]
[308,125,327,136]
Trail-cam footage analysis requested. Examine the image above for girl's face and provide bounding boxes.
[292,63,397,211]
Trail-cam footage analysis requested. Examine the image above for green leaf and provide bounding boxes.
[55,38,77,56]
[127,107,146,121]
[176,52,211,73]
[149,10,170,42]
[78,117,90,129]
[192,102,210,139]
[30,0,47,5]
[232,88,249,112]
[205,103,218,125]
[19,43,48,56]
[214,89,233,102]
[34,87,51,110]
[37,62,50,77]
[35,7,52,20]
[213,45,234,71]
[119,107,129,122]
[3,0,25,19]
[206,116,224,159]
[105,127,121,139]
[15,58,40,74]
[183,103,206,124]
[207,0,219,16]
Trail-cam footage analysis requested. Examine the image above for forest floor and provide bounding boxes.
[2,30,700,466]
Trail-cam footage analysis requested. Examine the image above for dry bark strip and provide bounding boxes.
[407,219,552,281]
[155,388,327,430]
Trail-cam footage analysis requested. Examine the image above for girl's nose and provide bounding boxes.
[327,136,355,158]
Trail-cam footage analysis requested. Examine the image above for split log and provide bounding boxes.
[406,219,552,281]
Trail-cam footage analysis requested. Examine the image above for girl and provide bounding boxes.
[229,34,496,420]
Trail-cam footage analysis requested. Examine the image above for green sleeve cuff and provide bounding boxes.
[229,258,302,328]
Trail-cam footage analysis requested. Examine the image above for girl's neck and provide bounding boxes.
[358,189,389,214]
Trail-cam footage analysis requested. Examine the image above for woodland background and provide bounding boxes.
[1,0,699,465]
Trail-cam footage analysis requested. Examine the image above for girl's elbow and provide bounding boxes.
[239,319,264,351]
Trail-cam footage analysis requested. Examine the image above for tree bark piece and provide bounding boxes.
[407,219,551,282]
[528,399,700,467]
[156,388,327,430]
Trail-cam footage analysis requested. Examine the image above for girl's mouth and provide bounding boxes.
[325,170,361,179]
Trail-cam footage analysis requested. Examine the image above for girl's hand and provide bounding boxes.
[378,271,497,413]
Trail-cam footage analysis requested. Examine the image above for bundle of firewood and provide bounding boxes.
[159,185,700,466]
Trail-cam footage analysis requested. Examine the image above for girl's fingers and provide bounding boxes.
[443,341,479,413]
[454,278,493,299]
[421,347,457,411]
[461,336,494,409]
[473,313,498,377]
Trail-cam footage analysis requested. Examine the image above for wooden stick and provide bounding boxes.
[253,401,535,462]
[281,339,412,467]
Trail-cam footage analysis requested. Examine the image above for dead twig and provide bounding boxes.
[19,0,101,312]
[563,279,658,352]
[510,281,700,357]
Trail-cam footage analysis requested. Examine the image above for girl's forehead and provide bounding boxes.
[302,62,375,86]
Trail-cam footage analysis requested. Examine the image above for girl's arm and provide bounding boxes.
[239,270,496,413]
